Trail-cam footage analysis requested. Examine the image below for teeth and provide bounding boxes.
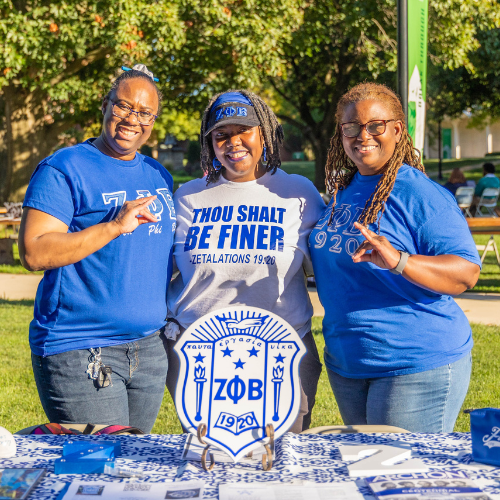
[228,152,247,158]
[119,128,137,137]
[359,146,376,151]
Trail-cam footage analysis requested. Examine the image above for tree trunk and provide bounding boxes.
[0,84,68,202]
[313,140,328,192]
[303,125,333,193]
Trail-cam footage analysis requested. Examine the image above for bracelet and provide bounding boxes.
[389,251,410,275]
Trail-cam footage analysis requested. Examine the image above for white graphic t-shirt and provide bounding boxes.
[167,169,325,337]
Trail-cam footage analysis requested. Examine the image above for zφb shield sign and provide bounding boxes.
[174,306,306,462]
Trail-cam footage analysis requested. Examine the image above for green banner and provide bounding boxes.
[407,0,429,151]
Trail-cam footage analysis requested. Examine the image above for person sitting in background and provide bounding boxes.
[444,168,468,195]
[475,162,500,197]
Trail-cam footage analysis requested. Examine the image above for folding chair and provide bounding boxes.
[455,186,475,218]
[476,235,500,268]
[301,425,410,435]
[475,188,500,217]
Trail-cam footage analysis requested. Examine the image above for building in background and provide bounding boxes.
[425,114,500,159]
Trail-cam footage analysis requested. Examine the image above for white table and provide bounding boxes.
[4,432,500,499]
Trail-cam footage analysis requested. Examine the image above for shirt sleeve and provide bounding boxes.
[300,180,327,276]
[23,163,75,226]
[474,178,486,196]
[416,205,481,266]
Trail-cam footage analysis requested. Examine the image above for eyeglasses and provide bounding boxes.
[110,100,157,125]
[341,119,396,138]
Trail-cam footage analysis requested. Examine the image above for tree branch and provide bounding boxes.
[276,112,307,131]
[50,46,114,87]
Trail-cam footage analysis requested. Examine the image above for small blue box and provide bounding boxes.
[54,457,114,474]
[62,440,121,458]
[470,408,500,466]
[54,440,122,474]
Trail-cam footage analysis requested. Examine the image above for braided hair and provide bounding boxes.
[325,82,424,229]
[106,65,163,114]
[200,89,284,184]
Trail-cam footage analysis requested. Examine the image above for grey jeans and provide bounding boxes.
[163,329,322,433]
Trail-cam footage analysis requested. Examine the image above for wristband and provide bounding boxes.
[389,251,410,275]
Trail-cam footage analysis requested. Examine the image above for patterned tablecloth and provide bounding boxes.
[3,432,500,499]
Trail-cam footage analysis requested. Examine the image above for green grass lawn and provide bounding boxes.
[0,304,497,434]
[424,155,500,173]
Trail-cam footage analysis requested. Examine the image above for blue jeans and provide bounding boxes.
[326,353,471,433]
[32,330,168,433]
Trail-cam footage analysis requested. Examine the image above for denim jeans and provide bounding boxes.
[326,353,472,433]
[32,330,168,433]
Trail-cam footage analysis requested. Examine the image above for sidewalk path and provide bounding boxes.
[0,273,42,300]
[309,289,500,326]
[1,274,499,326]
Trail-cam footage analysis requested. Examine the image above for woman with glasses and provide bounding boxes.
[19,65,175,433]
[309,83,480,432]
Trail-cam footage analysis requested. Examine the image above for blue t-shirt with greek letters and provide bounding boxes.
[23,140,176,356]
[309,164,481,378]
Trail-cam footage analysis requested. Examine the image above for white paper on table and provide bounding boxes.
[338,441,428,477]
[181,434,274,463]
[60,480,204,500]
[219,481,364,500]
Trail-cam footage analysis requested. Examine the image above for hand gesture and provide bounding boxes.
[112,195,158,235]
[352,222,401,270]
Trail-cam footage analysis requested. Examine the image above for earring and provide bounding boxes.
[213,157,222,171]
[262,146,267,163]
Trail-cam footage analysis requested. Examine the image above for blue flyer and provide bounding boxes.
[366,470,490,499]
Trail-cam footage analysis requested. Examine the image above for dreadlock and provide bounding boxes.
[200,89,284,184]
[325,82,424,230]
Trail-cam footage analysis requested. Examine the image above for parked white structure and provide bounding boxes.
[425,115,500,159]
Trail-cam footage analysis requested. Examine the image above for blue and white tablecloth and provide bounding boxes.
[3,432,500,499]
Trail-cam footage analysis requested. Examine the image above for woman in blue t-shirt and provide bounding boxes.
[19,65,176,433]
[309,83,481,432]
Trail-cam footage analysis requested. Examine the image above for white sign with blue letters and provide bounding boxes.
[174,306,306,462]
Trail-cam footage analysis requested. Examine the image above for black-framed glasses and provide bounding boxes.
[341,119,396,138]
[110,100,157,125]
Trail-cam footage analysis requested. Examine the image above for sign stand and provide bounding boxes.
[196,424,215,471]
[196,423,275,472]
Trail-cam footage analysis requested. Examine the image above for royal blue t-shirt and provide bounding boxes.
[23,140,176,356]
[309,165,481,378]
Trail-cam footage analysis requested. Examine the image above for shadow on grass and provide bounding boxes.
[0,299,34,307]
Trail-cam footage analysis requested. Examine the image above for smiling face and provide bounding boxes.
[341,99,403,176]
[98,78,158,161]
[211,124,265,182]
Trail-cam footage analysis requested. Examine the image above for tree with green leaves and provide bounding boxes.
[0,0,303,201]
[3,0,499,200]
[1,0,188,200]
[264,0,500,189]
[427,26,500,129]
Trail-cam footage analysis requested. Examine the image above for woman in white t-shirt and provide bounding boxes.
[165,90,325,431]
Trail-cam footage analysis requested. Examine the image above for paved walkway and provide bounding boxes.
[1,274,499,326]
[309,289,500,326]
[0,273,42,300]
